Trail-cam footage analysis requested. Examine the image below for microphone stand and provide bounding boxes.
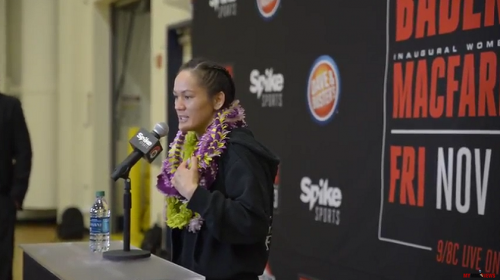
[102,165,151,261]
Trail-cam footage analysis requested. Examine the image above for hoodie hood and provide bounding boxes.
[227,127,280,167]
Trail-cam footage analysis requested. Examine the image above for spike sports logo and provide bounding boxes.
[306,55,341,125]
[256,0,280,19]
[300,176,342,225]
[209,0,237,18]
[249,68,284,108]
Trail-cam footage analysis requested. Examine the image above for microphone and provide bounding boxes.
[111,122,169,181]
[103,122,169,261]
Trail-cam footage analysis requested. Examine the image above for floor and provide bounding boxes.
[13,223,59,280]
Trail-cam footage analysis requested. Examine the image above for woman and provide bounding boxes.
[157,58,280,280]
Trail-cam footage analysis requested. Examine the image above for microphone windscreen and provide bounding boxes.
[153,122,169,138]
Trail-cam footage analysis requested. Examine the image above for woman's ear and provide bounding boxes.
[213,91,225,110]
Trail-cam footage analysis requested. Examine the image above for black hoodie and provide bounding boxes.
[170,127,280,280]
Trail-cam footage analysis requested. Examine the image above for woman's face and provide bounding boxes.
[173,70,221,135]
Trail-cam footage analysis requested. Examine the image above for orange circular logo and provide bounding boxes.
[256,0,280,19]
[307,55,341,124]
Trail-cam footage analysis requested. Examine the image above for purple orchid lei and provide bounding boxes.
[156,100,247,232]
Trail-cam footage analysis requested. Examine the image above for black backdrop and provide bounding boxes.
[190,0,500,279]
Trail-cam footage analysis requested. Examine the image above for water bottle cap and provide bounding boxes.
[96,191,105,197]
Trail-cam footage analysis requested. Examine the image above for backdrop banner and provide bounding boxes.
[191,0,500,279]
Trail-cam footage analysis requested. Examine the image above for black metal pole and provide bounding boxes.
[123,178,131,252]
[102,168,151,261]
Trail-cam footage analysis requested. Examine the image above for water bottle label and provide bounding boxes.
[90,217,110,234]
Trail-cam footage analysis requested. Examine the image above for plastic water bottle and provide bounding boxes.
[89,191,110,252]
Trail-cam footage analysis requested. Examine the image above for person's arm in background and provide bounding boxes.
[9,98,32,210]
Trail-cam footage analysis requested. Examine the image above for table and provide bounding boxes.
[20,241,205,280]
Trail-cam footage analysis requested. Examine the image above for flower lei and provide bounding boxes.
[156,100,247,232]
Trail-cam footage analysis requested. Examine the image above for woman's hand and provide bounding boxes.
[172,156,200,200]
